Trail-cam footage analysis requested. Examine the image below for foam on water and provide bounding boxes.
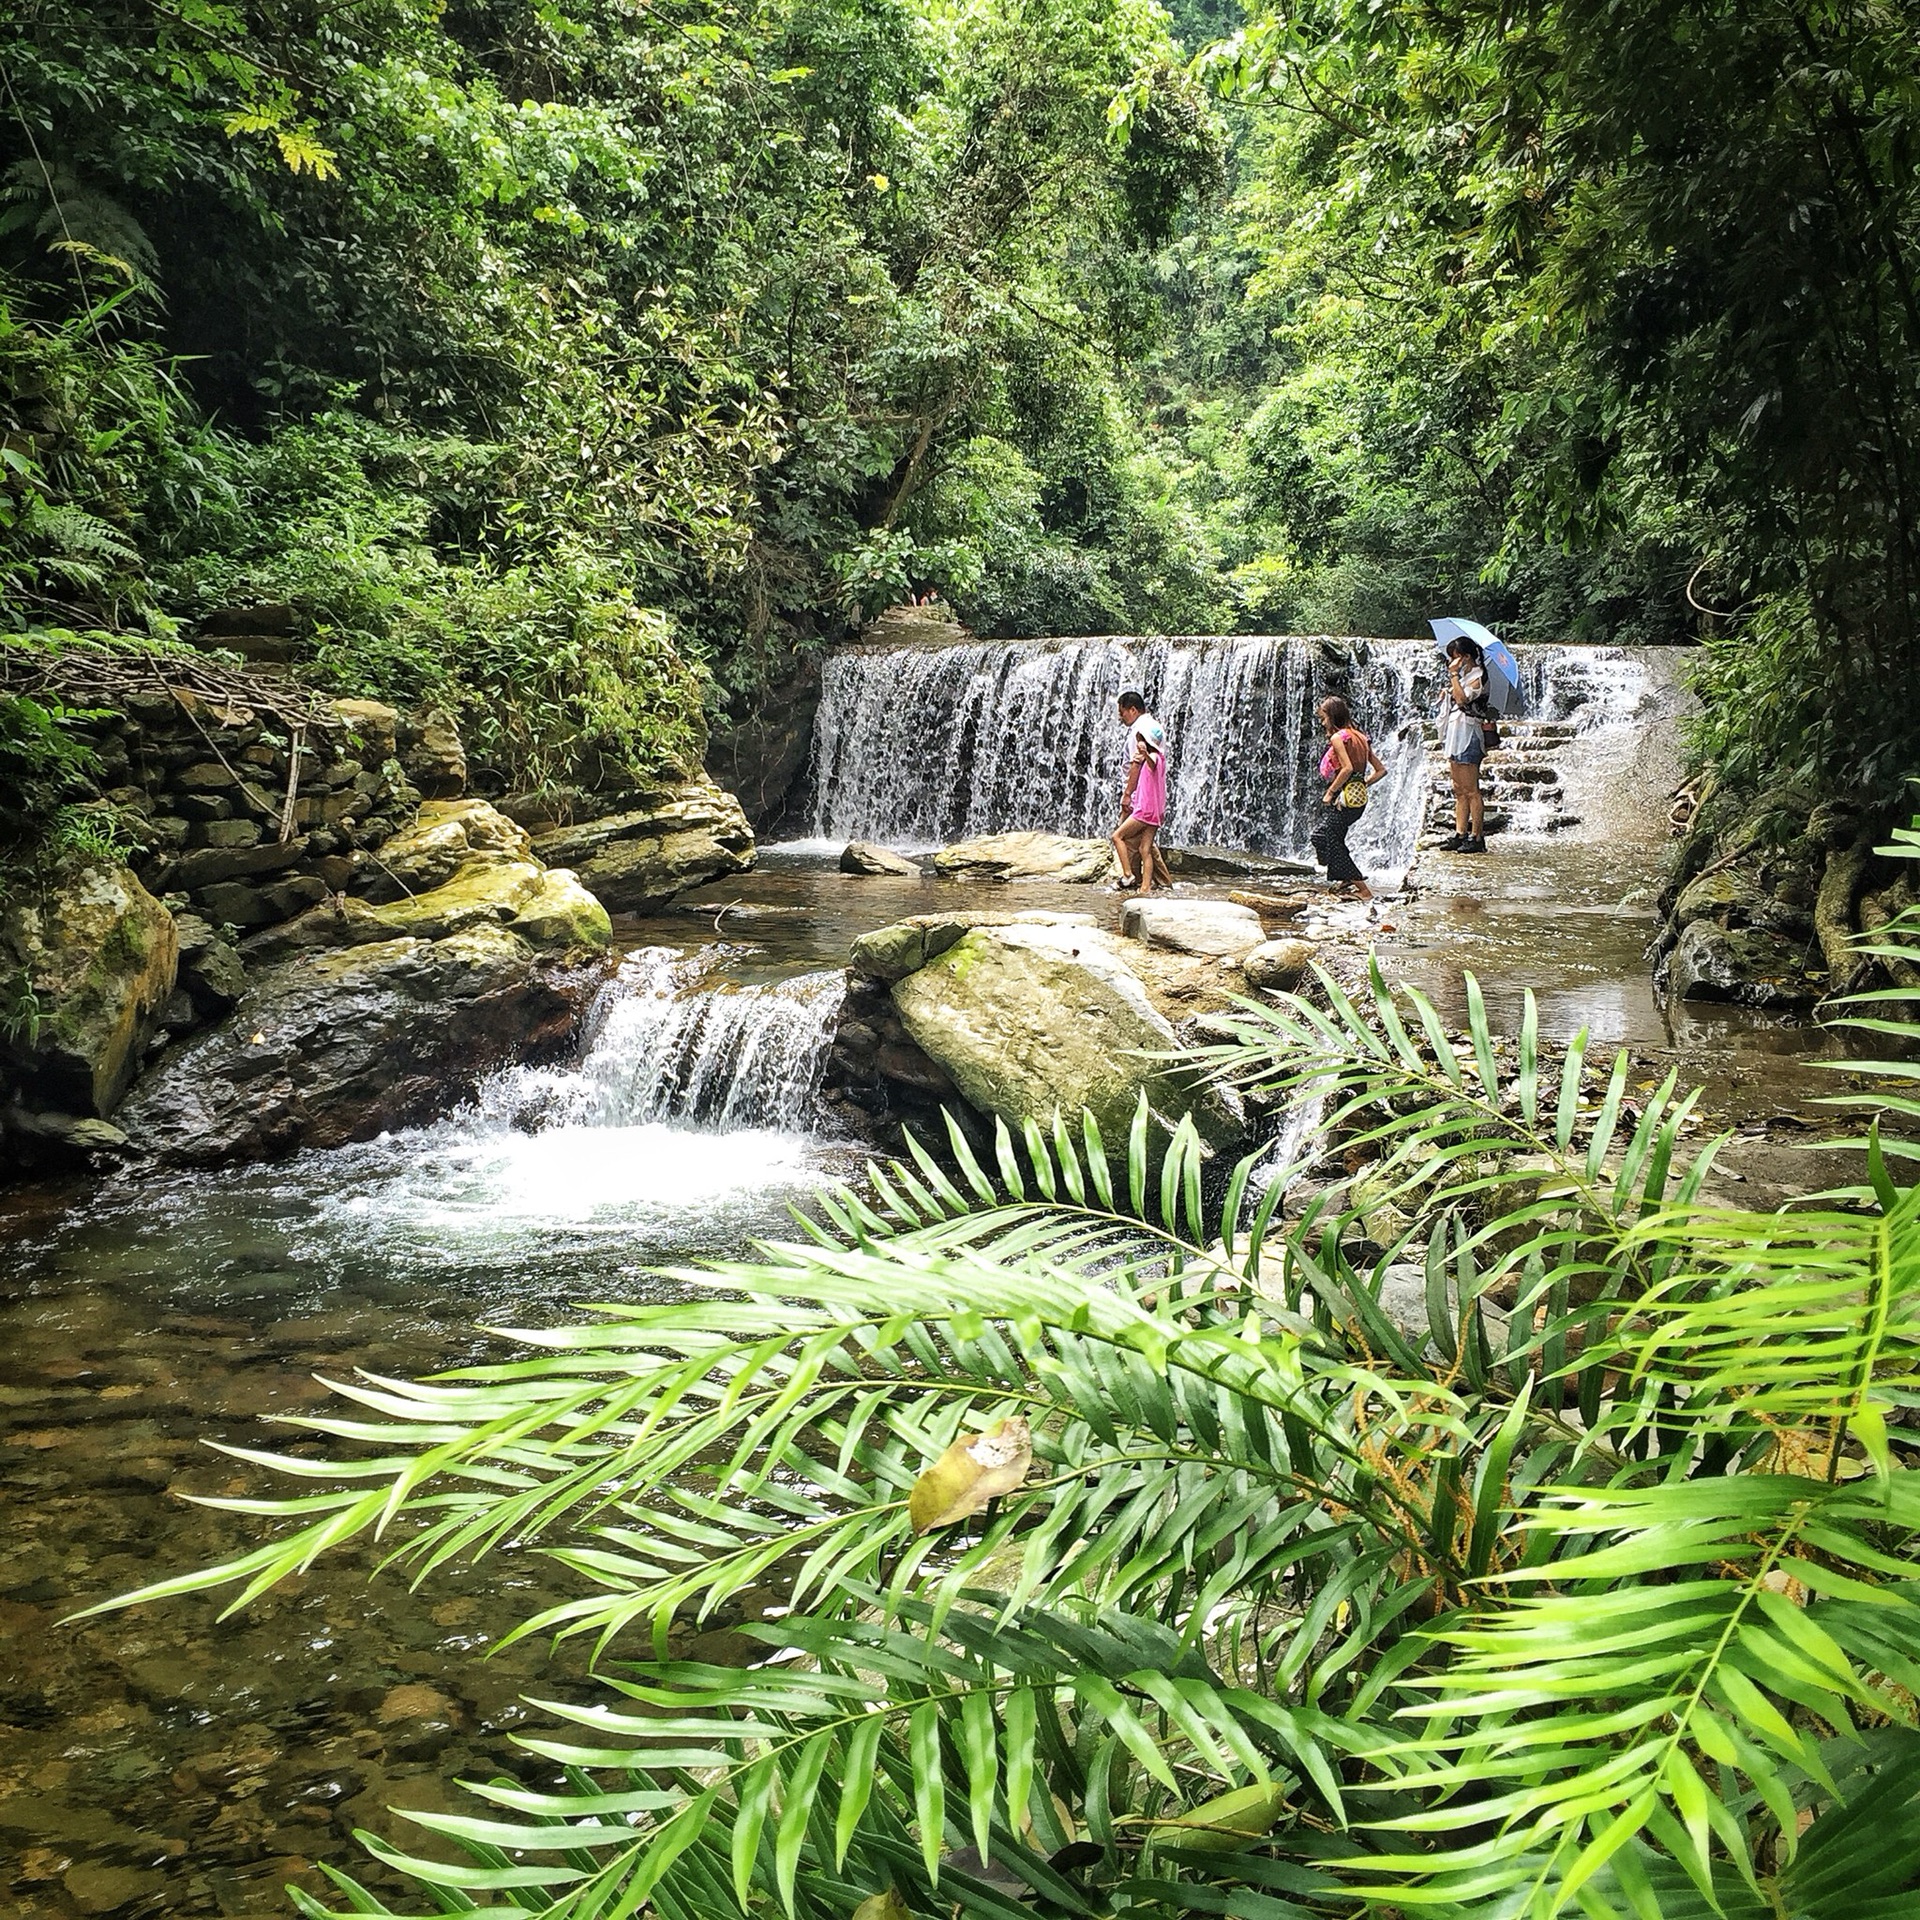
[182,949,853,1267]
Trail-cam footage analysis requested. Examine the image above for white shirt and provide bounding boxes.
[1442,666,1486,758]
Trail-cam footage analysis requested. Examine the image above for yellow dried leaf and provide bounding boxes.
[907,1416,1032,1533]
[851,1890,910,1920]
[1148,1780,1288,1853]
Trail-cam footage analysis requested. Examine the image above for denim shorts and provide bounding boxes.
[1450,732,1486,767]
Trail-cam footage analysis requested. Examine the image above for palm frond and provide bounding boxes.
[99,965,1920,1919]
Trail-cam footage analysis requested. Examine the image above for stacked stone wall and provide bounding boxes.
[83,690,462,932]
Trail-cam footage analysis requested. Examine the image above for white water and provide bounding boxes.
[484,949,845,1134]
[809,632,1660,871]
[275,951,848,1263]
[810,633,1433,867]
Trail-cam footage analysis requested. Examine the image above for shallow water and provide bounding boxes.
[0,833,1845,1917]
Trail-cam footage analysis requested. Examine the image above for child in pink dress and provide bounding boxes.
[1111,690,1171,893]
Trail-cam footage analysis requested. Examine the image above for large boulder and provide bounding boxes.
[367,797,537,895]
[277,799,611,954]
[1671,863,1811,940]
[849,909,1097,984]
[0,862,178,1119]
[888,920,1247,1155]
[119,925,609,1166]
[1122,897,1266,959]
[931,832,1115,884]
[532,781,755,911]
[114,799,615,1166]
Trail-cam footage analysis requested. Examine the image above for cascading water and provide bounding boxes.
[809,633,1434,865]
[303,951,848,1257]
[485,949,845,1135]
[808,632,1657,870]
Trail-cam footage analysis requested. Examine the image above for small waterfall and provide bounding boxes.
[482,949,845,1135]
[808,632,1662,871]
[809,633,1434,866]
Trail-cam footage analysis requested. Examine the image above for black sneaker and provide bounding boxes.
[1462,835,1488,854]
[1436,833,1467,852]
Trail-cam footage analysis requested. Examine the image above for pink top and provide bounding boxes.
[1319,728,1365,781]
[1127,717,1168,825]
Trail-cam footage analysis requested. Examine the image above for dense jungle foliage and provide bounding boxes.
[5,0,1918,823]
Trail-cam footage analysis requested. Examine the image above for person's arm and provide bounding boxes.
[1366,740,1388,784]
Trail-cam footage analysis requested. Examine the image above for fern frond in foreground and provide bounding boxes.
[87,961,1920,1919]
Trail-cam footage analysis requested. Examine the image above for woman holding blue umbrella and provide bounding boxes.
[1440,633,1490,854]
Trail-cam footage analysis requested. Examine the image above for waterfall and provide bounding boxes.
[807,632,1659,871]
[481,949,845,1135]
[809,633,1434,866]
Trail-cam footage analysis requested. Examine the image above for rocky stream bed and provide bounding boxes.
[0,632,1875,1919]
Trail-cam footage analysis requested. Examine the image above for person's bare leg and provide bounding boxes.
[1137,825,1161,895]
[1449,763,1473,838]
[1114,818,1151,888]
[1111,823,1137,886]
[1469,773,1485,839]
[1149,837,1172,890]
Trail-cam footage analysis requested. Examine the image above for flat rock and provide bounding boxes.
[1121,897,1266,958]
[1228,889,1315,920]
[889,921,1246,1155]
[931,832,1115,884]
[1163,845,1316,880]
[841,841,922,877]
[64,1864,164,1915]
[532,781,755,911]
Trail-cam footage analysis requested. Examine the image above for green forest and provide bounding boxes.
[7,0,1918,835]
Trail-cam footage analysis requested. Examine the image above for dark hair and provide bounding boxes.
[1117,688,1146,713]
[1446,635,1486,669]
[1318,694,1354,730]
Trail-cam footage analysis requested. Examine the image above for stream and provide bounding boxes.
[0,638,1849,1919]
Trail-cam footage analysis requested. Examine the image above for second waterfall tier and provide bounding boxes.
[808,632,1435,866]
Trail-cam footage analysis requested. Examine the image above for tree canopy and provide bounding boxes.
[5,0,1918,805]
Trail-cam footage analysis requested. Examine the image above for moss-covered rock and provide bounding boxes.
[1667,920,1820,1010]
[0,862,178,1118]
[370,797,537,895]
[888,920,1247,1155]
[531,782,755,912]
[266,801,611,954]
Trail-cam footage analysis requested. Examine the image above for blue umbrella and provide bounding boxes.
[1430,617,1519,714]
